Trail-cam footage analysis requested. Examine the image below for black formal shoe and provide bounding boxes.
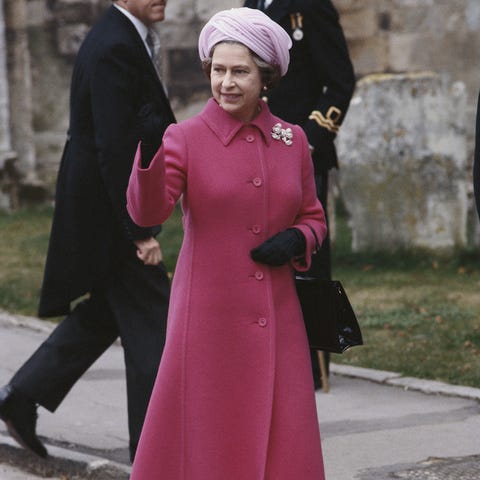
[0,384,48,458]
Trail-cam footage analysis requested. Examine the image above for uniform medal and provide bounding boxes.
[290,13,304,42]
[293,28,303,41]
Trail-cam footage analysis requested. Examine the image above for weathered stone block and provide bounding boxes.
[167,47,209,107]
[159,22,202,49]
[165,0,197,24]
[337,72,468,252]
[333,0,369,13]
[56,23,90,56]
[388,32,432,71]
[26,0,54,27]
[392,0,434,7]
[197,0,242,22]
[29,25,71,131]
[34,132,66,191]
[52,0,96,24]
[348,37,388,76]
[340,8,377,40]
[465,0,480,31]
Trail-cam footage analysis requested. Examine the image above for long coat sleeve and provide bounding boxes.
[127,99,327,480]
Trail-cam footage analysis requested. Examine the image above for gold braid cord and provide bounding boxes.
[309,106,342,133]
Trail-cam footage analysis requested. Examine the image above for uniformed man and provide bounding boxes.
[245,0,356,389]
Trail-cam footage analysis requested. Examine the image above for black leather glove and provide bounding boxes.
[140,142,158,169]
[137,102,170,168]
[250,228,306,266]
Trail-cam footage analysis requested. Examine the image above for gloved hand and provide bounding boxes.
[140,142,159,169]
[250,228,306,266]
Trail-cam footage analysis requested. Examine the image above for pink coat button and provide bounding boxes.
[246,135,255,142]
[255,271,264,280]
[253,177,262,187]
[252,225,261,234]
[258,318,267,327]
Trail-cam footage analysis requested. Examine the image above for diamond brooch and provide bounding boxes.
[271,123,293,146]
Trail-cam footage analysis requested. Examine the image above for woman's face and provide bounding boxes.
[210,43,263,123]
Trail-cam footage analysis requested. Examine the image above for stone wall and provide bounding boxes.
[337,72,468,252]
[336,0,480,154]
[21,0,480,190]
[0,0,16,209]
[2,0,477,248]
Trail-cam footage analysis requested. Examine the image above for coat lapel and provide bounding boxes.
[263,0,292,22]
[243,0,291,20]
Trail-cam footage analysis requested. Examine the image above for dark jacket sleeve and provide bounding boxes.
[473,92,480,220]
[301,0,356,167]
[90,43,168,241]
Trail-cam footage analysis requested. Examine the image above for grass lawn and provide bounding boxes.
[1,205,479,387]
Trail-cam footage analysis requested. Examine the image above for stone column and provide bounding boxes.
[4,0,40,191]
[0,0,17,210]
[337,72,468,253]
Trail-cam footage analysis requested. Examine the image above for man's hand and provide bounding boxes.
[134,236,163,266]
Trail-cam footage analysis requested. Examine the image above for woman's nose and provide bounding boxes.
[222,72,234,88]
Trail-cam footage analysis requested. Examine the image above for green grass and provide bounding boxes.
[1,205,480,387]
[331,217,480,387]
[0,206,52,314]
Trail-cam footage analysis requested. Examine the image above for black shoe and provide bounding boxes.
[0,384,48,458]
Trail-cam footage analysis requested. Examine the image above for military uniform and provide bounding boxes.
[245,0,355,385]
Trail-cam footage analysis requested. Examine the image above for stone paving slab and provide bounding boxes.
[358,454,480,479]
[1,310,480,479]
[0,463,60,480]
[0,433,130,479]
[330,363,480,401]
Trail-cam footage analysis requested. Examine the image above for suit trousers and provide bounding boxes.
[10,242,170,460]
[308,171,331,384]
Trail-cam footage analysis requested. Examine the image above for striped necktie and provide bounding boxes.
[146,29,162,79]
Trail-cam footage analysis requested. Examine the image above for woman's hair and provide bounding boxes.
[201,41,282,90]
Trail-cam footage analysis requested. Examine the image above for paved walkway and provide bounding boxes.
[0,310,479,479]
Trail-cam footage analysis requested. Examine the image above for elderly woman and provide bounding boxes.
[127,7,327,480]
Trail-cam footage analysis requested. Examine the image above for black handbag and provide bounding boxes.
[295,225,363,354]
[295,276,363,353]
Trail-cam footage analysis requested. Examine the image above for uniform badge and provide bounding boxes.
[290,13,304,42]
[293,28,303,41]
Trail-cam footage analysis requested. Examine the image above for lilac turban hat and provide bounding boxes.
[198,7,292,76]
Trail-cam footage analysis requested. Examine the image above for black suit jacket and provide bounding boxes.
[39,6,176,317]
[244,0,355,172]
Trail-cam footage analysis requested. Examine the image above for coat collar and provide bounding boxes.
[264,0,292,22]
[199,98,274,147]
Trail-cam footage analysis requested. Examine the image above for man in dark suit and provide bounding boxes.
[245,0,355,388]
[0,0,175,461]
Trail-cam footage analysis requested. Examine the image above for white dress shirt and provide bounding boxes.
[113,4,152,58]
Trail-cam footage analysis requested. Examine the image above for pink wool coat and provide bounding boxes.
[127,98,327,480]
